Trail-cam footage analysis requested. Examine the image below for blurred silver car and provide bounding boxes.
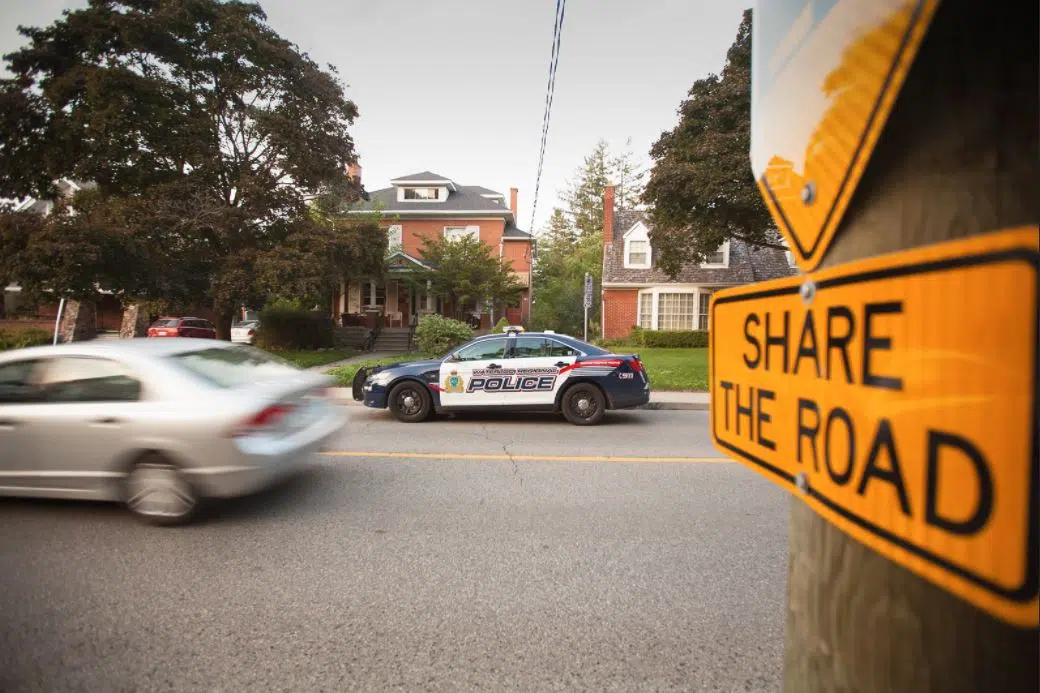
[0,339,344,524]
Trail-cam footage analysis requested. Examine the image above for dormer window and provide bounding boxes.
[403,187,440,200]
[627,240,649,266]
[622,220,652,269]
[701,241,730,268]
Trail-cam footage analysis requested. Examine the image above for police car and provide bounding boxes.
[354,327,650,425]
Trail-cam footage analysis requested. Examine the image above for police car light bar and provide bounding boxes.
[504,326,525,334]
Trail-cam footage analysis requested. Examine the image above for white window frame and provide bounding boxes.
[700,240,730,268]
[637,286,721,331]
[444,225,479,242]
[622,220,652,269]
[387,224,403,250]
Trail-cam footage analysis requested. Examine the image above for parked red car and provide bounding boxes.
[147,317,217,339]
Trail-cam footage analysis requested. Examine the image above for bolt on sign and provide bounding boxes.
[709,227,1039,627]
[751,0,940,271]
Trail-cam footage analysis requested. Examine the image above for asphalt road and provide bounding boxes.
[0,408,790,692]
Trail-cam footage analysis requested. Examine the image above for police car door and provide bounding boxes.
[438,336,510,408]
[505,336,579,406]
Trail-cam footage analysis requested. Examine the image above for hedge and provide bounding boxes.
[0,328,52,351]
[629,326,709,348]
[414,314,473,356]
[255,307,336,350]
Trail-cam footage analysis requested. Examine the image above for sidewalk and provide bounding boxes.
[326,388,708,411]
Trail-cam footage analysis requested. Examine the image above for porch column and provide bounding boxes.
[339,279,346,316]
[426,281,434,312]
[369,280,377,306]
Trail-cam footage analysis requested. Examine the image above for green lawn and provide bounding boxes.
[328,354,420,386]
[620,347,708,391]
[268,349,358,369]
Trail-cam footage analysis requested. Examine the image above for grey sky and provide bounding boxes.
[1,0,747,232]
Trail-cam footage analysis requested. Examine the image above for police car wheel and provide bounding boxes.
[562,383,606,426]
[389,381,431,423]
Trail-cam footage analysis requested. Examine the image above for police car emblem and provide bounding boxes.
[444,370,465,393]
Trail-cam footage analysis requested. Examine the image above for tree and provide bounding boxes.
[560,140,611,237]
[642,9,783,279]
[411,235,523,320]
[0,0,383,334]
[531,231,602,336]
[541,207,577,250]
[610,137,647,210]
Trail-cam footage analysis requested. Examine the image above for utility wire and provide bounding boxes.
[529,0,566,234]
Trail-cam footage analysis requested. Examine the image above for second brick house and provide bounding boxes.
[337,170,533,328]
[600,185,796,340]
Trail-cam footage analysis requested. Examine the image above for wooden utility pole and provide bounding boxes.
[782,1,1038,690]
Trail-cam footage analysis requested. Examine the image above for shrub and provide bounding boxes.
[255,307,335,350]
[628,327,708,348]
[491,317,510,334]
[0,328,52,351]
[414,314,473,356]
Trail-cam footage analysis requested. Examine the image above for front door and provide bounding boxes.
[503,335,581,407]
[438,336,510,408]
[0,358,41,491]
[22,356,143,495]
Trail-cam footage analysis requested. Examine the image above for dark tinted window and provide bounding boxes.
[511,337,580,358]
[155,319,181,327]
[0,360,40,404]
[454,338,507,361]
[37,357,141,403]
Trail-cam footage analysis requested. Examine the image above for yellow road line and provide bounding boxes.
[321,450,731,464]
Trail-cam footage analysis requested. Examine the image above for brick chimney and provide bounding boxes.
[603,184,615,248]
[347,162,362,183]
[510,187,518,219]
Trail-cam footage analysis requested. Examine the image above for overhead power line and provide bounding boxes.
[529,0,566,233]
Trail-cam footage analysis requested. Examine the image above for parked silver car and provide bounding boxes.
[0,339,344,524]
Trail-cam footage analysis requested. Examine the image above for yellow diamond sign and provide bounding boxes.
[751,0,940,271]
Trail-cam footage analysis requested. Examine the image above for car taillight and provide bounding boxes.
[248,329,255,336]
[630,358,644,373]
[229,404,294,438]
[147,328,156,337]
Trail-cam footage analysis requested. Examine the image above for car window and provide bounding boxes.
[546,339,581,357]
[454,338,508,361]
[169,345,299,388]
[0,359,41,404]
[512,337,549,358]
[35,357,141,403]
[155,319,180,328]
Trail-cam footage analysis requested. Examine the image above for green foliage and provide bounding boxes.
[414,314,473,357]
[532,232,602,336]
[629,327,709,348]
[411,235,523,319]
[643,10,783,278]
[492,317,510,333]
[0,328,51,351]
[0,0,383,330]
[559,139,646,238]
[328,354,418,387]
[255,307,335,350]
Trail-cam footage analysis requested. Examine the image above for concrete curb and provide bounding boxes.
[326,388,710,411]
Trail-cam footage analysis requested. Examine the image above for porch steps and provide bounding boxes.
[372,327,412,353]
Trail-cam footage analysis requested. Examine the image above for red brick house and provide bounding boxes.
[336,170,533,328]
[600,185,796,340]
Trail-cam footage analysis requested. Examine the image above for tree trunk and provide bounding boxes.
[782,1,1038,691]
[213,302,234,341]
[119,303,150,339]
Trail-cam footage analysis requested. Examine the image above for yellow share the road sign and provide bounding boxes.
[710,227,1039,628]
[751,0,940,271]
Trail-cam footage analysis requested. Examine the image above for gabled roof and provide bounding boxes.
[603,211,795,285]
[503,221,532,239]
[347,184,517,218]
[387,249,431,270]
[389,171,455,186]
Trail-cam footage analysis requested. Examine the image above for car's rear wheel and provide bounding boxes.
[562,383,606,426]
[389,381,432,423]
[125,454,198,526]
